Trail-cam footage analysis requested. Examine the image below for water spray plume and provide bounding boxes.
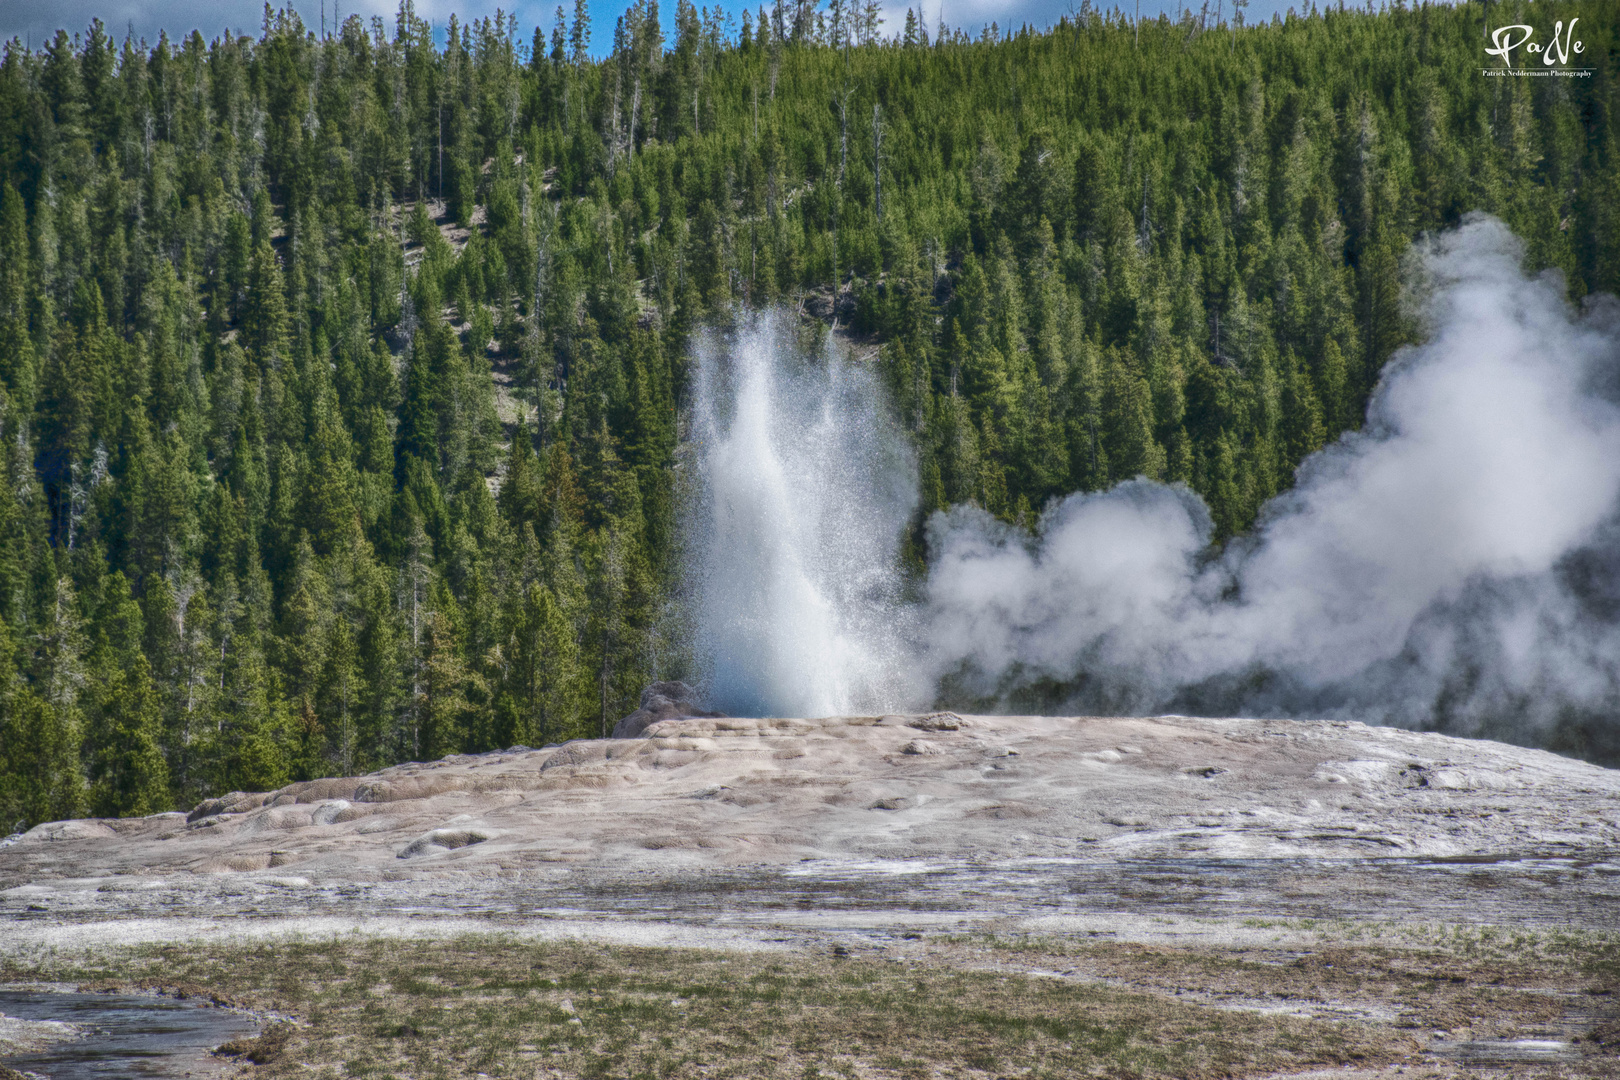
[686,311,922,718]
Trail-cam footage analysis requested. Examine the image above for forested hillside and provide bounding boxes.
[1,0,1616,827]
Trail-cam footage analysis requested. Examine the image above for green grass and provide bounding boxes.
[2,934,1409,1080]
[924,923,1620,1057]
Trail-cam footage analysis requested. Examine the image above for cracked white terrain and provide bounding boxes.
[0,713,1614,945]
[4,714,1618,1079]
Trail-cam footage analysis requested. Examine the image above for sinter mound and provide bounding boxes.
[3,713,1616,880]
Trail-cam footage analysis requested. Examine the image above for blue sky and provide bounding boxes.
[1,0,1371,55]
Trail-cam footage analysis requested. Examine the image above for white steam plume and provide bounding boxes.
[925,215,1620,752]
[686,310,923,718]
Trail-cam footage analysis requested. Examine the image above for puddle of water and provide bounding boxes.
[783,860,948,878]
[1430,1036,1577,1064]
[0,990,260,1079]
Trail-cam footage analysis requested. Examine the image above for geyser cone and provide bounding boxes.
[687,310,920,718]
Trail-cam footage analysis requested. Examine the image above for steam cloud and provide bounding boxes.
[924,214,1620,756]
[683,216,1620,757]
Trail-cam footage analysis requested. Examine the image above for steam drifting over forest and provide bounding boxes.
[924,216,1620,751]
[0,0,1618,830]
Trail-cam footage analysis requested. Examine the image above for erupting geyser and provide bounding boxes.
[682,219,1620,760]
[685,311,921,718]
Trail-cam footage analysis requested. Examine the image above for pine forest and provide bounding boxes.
[0,0,1616,827]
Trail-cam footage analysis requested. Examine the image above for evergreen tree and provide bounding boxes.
[0,618,86,830]
[0,0,1615,803]
[86,654,170,818]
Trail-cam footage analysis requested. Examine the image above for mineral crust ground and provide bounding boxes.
[3,714,1618,1077]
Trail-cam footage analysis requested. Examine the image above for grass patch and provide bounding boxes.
[1,934,1408,1079]
[929,927,1620,1046]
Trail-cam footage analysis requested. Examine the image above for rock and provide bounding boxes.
[611,681,726,739]
[353,775,484,803]
[966,802,1045,820]
[541,743,608,770]
[311,800,351,825]
[901,740,941,755]
[396,826,497,859]
[214,1022,292,1064]
[0,1012,81,1054]
[20,820,115,842]
[186,792,269,822]
[186,798,227,822]
[908,712,963,731]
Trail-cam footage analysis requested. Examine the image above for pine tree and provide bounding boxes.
[320,614,364,776]
[243,239,289,368]
[0,616,85,830]
[1101,349,1164,483]
[0,183,37,413]
[278,536,333,712]
[0,0,1612,783]
[499,421,544,531]
[417,582,470,760]
[515,581,584,745]
[87,654,171,818]
[220,638,293,794]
